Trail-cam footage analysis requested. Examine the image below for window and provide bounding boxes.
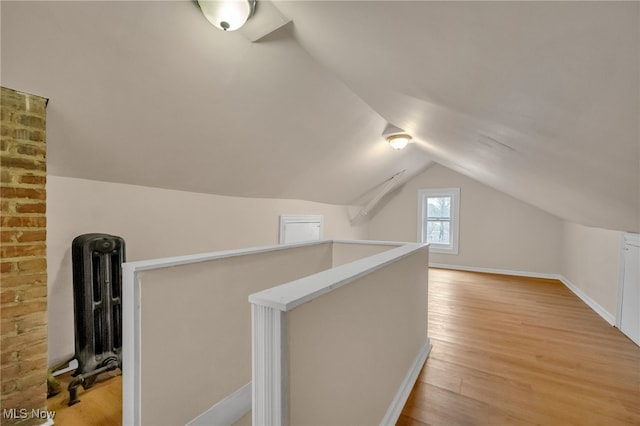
[417,188,460,254]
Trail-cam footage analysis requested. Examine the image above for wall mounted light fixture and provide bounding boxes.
[197,0,257,31]
[382,123,412,150]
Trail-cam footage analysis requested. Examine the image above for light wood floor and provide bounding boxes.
[47,269,640,425]
[399,268,640,426]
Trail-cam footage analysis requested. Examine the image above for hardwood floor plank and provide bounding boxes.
[400,269,640,426]
[397,413,431,426]
[404,381,492,426]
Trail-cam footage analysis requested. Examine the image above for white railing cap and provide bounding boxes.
[248,242,428,311]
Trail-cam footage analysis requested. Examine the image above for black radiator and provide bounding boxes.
[68,233,125,405]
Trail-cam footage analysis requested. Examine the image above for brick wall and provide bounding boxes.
[1,87,48,426]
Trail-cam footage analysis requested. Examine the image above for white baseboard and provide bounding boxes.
[429,263,559,280]
[380,338,432,426]
[558,276,616,325]
[430,263,616,326]
[186,383,251,426]
[52,359,78,377]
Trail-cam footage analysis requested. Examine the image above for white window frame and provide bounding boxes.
[417,188,460,254]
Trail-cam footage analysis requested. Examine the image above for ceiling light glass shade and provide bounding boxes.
[197,0,256,31]
[387,134,411,150]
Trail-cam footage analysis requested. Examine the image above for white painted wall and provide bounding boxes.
[561,221,622,318]
[137,244,334,426]
[46,175,366,365]
[367,164,564,275]
[286,249,428,425]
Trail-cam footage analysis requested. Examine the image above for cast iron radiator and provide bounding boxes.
[68,233,125,405]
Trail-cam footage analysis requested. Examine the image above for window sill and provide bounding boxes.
[428,246,458,255]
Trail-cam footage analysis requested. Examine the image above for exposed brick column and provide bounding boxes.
[1,87,49,426]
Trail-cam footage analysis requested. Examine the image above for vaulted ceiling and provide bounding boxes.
[2,1,638,232]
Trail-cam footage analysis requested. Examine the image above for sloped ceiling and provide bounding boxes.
[2,1,638,232]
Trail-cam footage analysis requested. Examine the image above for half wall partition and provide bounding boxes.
[122,240,430,425]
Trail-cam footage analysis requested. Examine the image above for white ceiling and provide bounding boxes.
[2,1,638,232]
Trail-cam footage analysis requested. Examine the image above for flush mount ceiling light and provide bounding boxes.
[382,123,412,150]
[197,0,257,32]
[386,134,412,150]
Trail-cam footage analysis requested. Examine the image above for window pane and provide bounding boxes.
[418,187,459,254]
[426,221,450,244]
[427,196,451,219]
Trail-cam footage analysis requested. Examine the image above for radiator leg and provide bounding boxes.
[67,360,119,406]
[67,376,83,406]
